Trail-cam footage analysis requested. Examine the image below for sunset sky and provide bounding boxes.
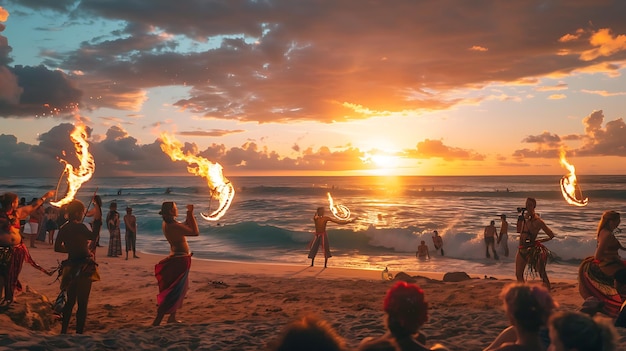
[1,1,626,177]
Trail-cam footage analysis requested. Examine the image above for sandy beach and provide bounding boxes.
[2,244,626,351]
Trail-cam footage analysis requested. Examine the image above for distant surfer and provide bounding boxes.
[307,206,355,268]
[165,187,172,195]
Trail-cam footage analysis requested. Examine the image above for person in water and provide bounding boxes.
[152,201,199,326]
[515,197,556,290]
[432,230,444,256]
[308,207,355,268]
[416,240,430,260]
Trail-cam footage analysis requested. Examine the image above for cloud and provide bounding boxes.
[178,129,245,137]
[0,65,82,117]
[512,110,626,159]
[402,139,485,161]
[580,28,626,61]
[576,110,626,156]
[3,1,626,123]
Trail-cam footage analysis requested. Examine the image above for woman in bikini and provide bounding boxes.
[515,198,555,290]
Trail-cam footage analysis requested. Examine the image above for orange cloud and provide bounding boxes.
[580,28,626,61]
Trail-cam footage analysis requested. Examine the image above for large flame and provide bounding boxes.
[50,123,95,207]
[559,150,588,207]
[327,192,351,220]
[159,132,234,221]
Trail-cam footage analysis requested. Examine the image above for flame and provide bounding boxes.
[159,132,234,221]
[50,123,95,207]
[559,150,588,207]
[327,192,351,220]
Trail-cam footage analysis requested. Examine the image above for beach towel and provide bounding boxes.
[578,256,622,317]
[154,255,191,315]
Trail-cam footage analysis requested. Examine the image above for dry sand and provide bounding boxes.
[2,244,626,350]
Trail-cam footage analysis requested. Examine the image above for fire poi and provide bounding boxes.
[559,150,588,206]
[327,192,351,220]
[50,123,95,208]
[159,132,234,221]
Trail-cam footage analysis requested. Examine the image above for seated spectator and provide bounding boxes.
[358,281,448,351]
[266,314,346,351]
[548,310,617,351]
[485,282,558,351]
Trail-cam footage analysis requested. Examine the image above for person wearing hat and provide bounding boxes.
[498,215,509,258]
[123,207,138,260]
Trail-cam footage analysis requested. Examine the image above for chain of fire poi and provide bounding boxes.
[159,132,234,221]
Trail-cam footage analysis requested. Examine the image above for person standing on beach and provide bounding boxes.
[85,195,103,250]
[432,230,444,256]
[123,207,139,260]
[54,199,100,334]
[497,215,509,258]
[515,197,555,290]
[0,190,55,306]
[308,207,355,268]
[152,201,199,326]
[106,202,122,257]
[484,220,499,259]
[416,240,430,260]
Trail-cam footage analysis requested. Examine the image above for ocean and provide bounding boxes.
[4,175,626,281]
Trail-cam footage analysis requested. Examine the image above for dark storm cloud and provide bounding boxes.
[512,110,626,159]
[0,65,82,117]
[4,0,626,122]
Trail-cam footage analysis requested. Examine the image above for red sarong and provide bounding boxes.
[154,255,191,314]
[2,242,49,295]
[578,256,623,317]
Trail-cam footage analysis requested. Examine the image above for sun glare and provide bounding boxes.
[371,154,397,168]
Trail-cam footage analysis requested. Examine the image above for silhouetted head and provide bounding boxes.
[383,281,428,337]
[66,200,85,222]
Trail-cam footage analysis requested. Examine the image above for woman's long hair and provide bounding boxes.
[0,192,17,212]
[597,211,620,237]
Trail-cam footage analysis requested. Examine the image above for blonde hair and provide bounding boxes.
[501,283,557,332]
[597,211,620,237]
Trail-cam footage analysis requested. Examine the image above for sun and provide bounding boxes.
[371,154,398,168]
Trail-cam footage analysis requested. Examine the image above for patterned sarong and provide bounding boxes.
[0,242,51,295]
[154,255,191,315]
[578,256,623,317]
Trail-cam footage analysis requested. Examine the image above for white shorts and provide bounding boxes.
[25,222,39,235]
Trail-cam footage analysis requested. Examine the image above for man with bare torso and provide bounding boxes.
[484,220,499,260]
[308,207,355,268]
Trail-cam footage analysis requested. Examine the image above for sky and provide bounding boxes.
[1,0,626,178]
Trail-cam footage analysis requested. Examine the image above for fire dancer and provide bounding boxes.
[308,206,355,268]
[152,201,199,326]
[0,190,55,306]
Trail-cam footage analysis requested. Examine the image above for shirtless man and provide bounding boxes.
[416,240,430,260]
[123,207,138,260]
[152,201,199,326]
[308,207,354,268]
[497,215,509,257]
[484,220,499,259]
[516,197,555,289]
[432,230,444,256]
